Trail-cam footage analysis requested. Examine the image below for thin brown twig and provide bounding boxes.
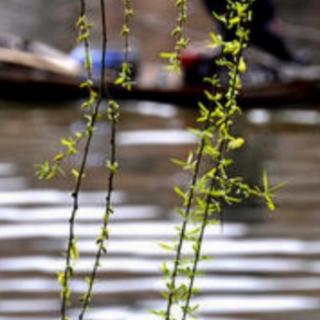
[78,0,119,318]
[60,0,107,318]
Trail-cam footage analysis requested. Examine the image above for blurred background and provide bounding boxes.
[0,1,320,320]
[1,0,320,61]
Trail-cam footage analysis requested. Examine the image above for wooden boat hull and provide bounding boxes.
[0,36,319,108]
[0,69,319,108]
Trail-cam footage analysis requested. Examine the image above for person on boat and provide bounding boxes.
[202,0,298,63]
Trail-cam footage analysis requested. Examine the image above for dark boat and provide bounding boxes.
[0,35,319,108]
[1,65,320,109]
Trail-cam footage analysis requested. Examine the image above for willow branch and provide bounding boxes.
[60,0,107,319]
[78,0,121,318]
[181,38,246,320]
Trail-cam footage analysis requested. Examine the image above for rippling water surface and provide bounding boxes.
[1,99,320,320]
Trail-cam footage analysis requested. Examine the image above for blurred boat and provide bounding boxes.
[0,33,80,76]
[70,44,139,81]
[0,35,319,108]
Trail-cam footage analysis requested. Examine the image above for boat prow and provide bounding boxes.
[0,33,81,76]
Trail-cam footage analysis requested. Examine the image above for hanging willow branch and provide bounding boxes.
[77,1,112,318]
[155,1,279,320]
[180,22,250,320]
[160,0,190,72]
[57,0,110,319]
[35,1,280,319]
[57,1,97,320]
[78,1,133,319]
[115,0,134,90]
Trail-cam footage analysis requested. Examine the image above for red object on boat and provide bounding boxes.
[180,51,203,69]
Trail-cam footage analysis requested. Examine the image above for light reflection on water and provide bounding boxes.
[3,275,320,293]
[0,299,58,313]
[0,318,55,320]
[0,256,317,274]
[0,163,17,176]
[276,110,320,125]
[76,238,320,256]
[247,109,271,125]
[118,129,198,146]
[144,295,320,313]
[123,102,178,118]
[0,190,126,206]
[0,205,161,222]
[1,100,320,319]
[247,108,320,126]
[0,221,245,239]
[0,177,27,190]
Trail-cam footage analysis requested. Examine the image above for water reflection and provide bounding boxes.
[144,295,320,313]
[0,256,318,274]
[0,163,17,176]
[3,275,320,293]
[247,109,271,124]
[0,205,161,222]
[247,109,320,126]
[0,177,26,190]
[1,101,320,320]
[118,129,198,146]
[124,101,178,118]
[0,299,58,313]
[77,238,320,256]
[0,222,245,239]
[0,190,126,206]
[277,110,320,125]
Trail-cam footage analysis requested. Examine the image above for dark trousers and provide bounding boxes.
[202,0,294,61]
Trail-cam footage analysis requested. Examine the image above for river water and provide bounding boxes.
[1,98,320,320]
